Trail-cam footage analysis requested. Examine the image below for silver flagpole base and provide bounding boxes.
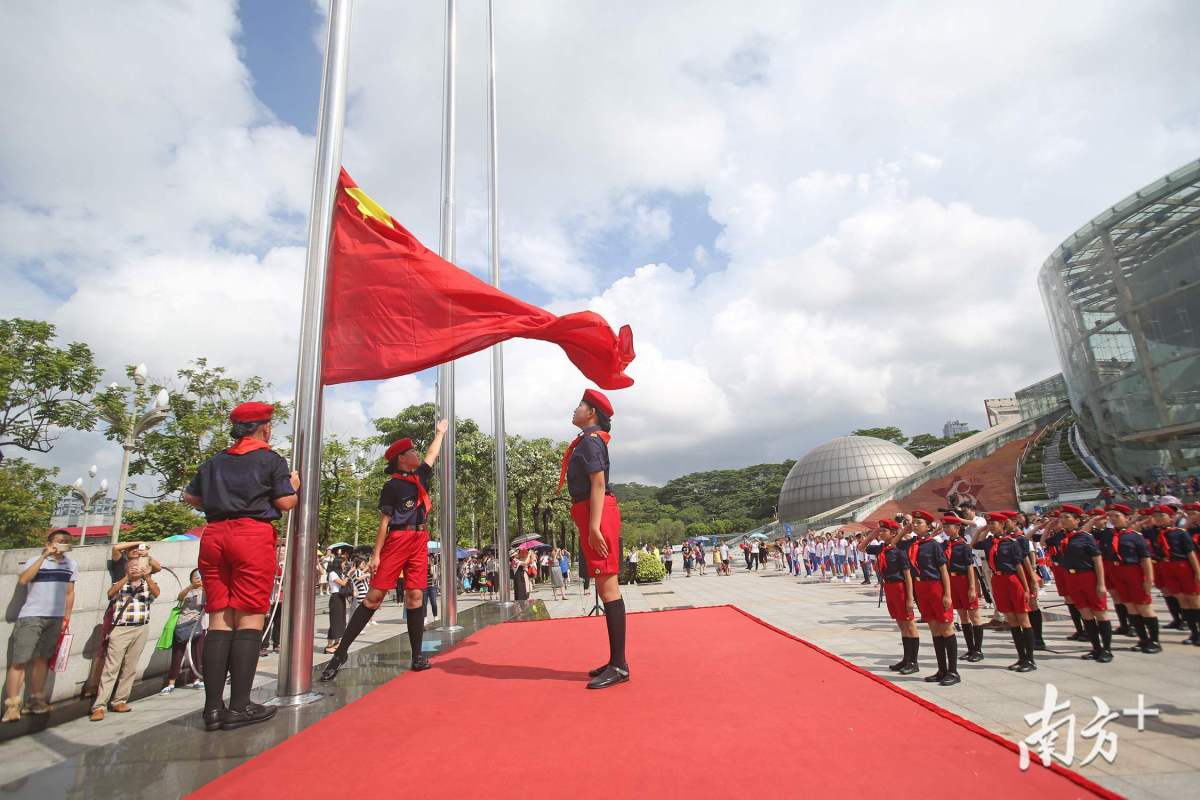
[266,691,326,708]
[436,624,466,632]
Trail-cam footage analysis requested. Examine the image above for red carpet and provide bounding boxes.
[190,606,1118,799]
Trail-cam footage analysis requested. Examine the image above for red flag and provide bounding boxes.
[321,170,635,389]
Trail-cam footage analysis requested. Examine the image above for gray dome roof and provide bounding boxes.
[778,436,921,522]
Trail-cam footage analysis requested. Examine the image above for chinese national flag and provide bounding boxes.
[321,169,635,389]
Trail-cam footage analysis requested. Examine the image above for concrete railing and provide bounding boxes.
[2,540,201,705]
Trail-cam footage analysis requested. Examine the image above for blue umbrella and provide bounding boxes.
[456,547,471,559]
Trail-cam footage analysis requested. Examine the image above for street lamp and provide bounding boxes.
[70,466,108,545]
[100,363,171,545]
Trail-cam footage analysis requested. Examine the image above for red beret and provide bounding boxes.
[1002,511,1021,519]
[911,509,935,522]
[877,519,899,531]
[1154,505,1175,515]
[986,512,1008,523]
[582,388,613,418]
[1108,503,1132,514]
[1136,507,1154,516]
[384,438,416,462]
[1088,508,1107,517]
[1184,503,1200,512]
[1059,504,1084,516]
[229,401,275,423]
[942,515,966,525]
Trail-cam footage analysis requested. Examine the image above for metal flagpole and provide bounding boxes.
[436,0,463,632]
[275,0,354,705]
[486,0,514,607]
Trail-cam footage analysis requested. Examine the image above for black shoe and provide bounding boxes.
[896,663,919,675]
[924,670,946,683]
[319,653,346,682]
[939,672,961,686]
[1081,651,1098,660]
[1033,640,1048,651]
[1135,642,1162,654]
[1165,619,1185,630]
[586,665,630,689]
[889,659,907,672]
[1095,650,1113,663]
[1067,631,1089,642]
[202,708,223,732]
[1007,660,1023,670]
[411,656,432,672]
[1115,626,1134,637]
[1014,661,1037,673]
[220,702,277,731]
[965,651,984,663]
[588,663,610,678]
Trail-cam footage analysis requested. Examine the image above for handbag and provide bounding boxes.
[156,604,182,650]
[51,623,72,672]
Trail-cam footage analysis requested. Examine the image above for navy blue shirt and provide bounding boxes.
[565,427,610,503]
[974,534,1025,574]
[1059,530,1101,572]
[945,538,974,575]
[910,537,947,581]
[1157,527,1195,562]
[1102,529,1150,565]
[187,448,294,522]
[1043,530,1066,566]
[866,541,911,583]
[378,463,433,528]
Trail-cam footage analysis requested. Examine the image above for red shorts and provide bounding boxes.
[576,494,624,575]
[198,518,277,614]
[991,573,1029,615]
[1108,562,1151,605]
[949,574,979,611]
[370,529,429,591]
[573,495,622,577]
[1158,560,1200,596]
[1050,565,1069,597]
[914,579,953,623]
[883,581,914,622]
[1064,570,1108,611]
[1152,563,1167,590]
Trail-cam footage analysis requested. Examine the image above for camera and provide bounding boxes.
[894,514,906,523]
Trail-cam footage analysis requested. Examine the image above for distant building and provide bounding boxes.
[50,496,133,530]
[942,420,971,438]
[984,398,1021,428]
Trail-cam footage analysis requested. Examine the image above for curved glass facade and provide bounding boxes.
[778,436,921,522]
[1037,159,1200,481]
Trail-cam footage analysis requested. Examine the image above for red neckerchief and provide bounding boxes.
[907,538,923,573]
[877,543,893,576]
[1158,527,1185,561]
[944,537,964,564]
[227,437,272,455]
[390,471,431,514]
[556,430,612,493]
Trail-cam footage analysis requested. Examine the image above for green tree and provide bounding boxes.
[113,359,287,498]
[0,458,66,550]
[850,426,908,446]
[123,501,204,541]
[0,319,101,459]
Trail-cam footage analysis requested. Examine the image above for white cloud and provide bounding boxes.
[3,0,1199,490]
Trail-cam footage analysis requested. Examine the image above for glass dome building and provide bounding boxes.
[778,436,922,522]
[1038,159,1200,480]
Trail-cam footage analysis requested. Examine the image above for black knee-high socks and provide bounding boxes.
[1067,603,1084,634]
[603,599,627,670]
[203,629,232,713]
[336,603,377,658]
[943,635,958,673]
[1165,595,1183,625]
[961,623,975,653]
[973,624,985,653]
[1099,619,1113,652]
[1030,609,1044,643]
[228,629,263,710]
[1145,615,1160,643]
[1115,603,1130,631]
[932,636,947,674]
[406,604,425,660]
[903,636,919,666]
[1084,618,1102,653]
[1130,614,1149,645]
[1187,608,1200,637]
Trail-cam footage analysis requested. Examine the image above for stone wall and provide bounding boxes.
[2,540,201,705]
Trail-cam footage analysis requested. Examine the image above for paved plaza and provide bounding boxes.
[1,565,1196,799]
